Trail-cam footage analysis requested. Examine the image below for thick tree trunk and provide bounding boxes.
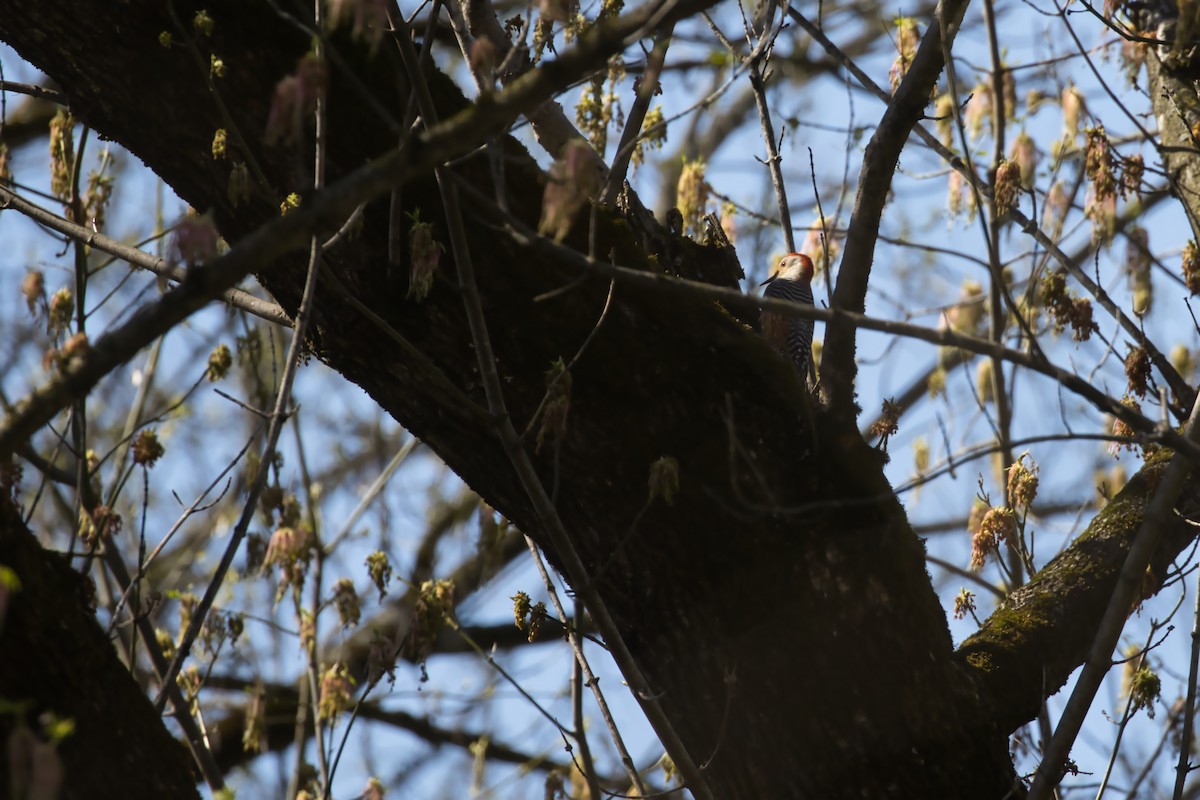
[1138,0,1200,242]
[2,1,1197,797]
[0,491,200,799]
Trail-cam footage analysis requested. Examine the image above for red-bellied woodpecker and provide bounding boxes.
[760,252,815,378]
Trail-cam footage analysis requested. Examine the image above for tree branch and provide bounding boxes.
[0,0,722,460]
[820,0,972,421]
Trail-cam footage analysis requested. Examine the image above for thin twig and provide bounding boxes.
[0,79,67,104]
[808,147,834,306]
[308,7,334,791]
[925,554,1006,597]
[1173,565,1200,798]
[103,335,163,507]
[521,279,616,442]
[321,201,367,252]
[913,498,1093,536]
[0,184,291,326]
[66,123,90,568]
[744,5,795,253]
[524,534,611,799]
[979,0,1020,583]
[104,435,251,634]
[570,600,604,800]
[893,433,1134,497]
[1093,667,1137,799]
[324,436,419,552]
[286,676,311,800]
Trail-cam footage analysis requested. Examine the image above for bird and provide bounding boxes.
[760,252,816,379]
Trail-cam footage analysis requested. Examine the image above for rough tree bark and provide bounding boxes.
[1138,0,1200,241]
[1,1,1197,798]
[0,491,200,799]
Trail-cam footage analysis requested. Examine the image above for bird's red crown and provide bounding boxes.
[775,252,814,282]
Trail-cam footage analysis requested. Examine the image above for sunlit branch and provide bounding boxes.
[1027,390,1200,800]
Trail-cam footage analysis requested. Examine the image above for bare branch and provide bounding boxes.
[819,0,972,421]
[0,79,66,104]
[599,23,675,205]
[0,184,291,327]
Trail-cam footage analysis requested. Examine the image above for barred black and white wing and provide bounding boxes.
[760,254,816,376]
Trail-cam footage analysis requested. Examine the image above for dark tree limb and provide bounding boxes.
[0,491,200,800]
[817,0,971,422]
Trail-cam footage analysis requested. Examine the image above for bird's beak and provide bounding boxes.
[760,272,777,286]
